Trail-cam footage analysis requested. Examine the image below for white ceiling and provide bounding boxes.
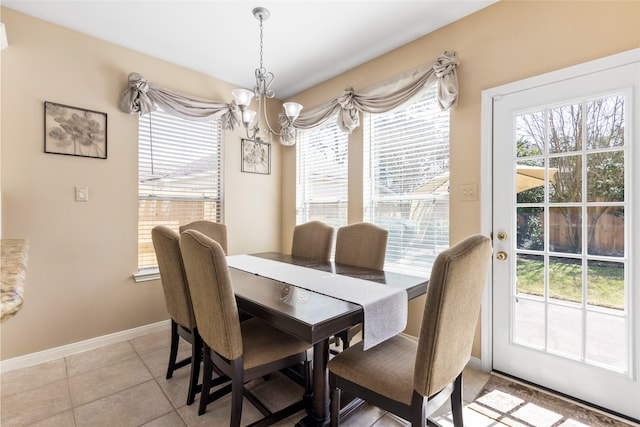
[2,1,497,98]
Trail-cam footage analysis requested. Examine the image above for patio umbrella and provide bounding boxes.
[414,172,450,194]
[516,165,558,193]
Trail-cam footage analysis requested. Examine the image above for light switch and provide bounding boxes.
[460,184,478,201]
[75,186,89,202]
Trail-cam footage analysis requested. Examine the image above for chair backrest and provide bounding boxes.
[179,221,228,255]
[291,221,335,262]
[413,234,492,398]
[179,229,243,361]
[151,225,196,329]
[334,222,388,270]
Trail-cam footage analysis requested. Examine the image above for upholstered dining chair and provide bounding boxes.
[151,225,202,406]
[327,234,492,427]
[335,222,388,270]
[179,229,312,425]
[333,222,389,350]
[180,220,228,254]
[180,220,255,323]
[291,220,335,262]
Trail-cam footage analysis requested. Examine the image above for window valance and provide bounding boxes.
[278,51,458,144]
[118,72,240,130]
[119,51,458,145]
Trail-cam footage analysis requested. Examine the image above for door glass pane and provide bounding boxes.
[586,95,625,149]
[516,254,544,297]
[514,298,545,349]
[549,103,582,153]
[586,311,626,371]
[549,256,582,304]
[517,207,544,250]
[516,111,544,157]
[548,304,582,358]
[587,260,624,310]
[587,207,624,257]
[587,152,624,202]
[549,155,582,203]
[516,160,545,203]
[549,207,581,254]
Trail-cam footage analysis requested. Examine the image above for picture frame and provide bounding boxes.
[44,101,107,159]
[241,138,271,175]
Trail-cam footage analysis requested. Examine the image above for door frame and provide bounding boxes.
[479,48,640,373]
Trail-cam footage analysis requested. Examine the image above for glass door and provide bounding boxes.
[492,57,639,420]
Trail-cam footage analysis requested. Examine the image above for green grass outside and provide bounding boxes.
[516,256,624,310]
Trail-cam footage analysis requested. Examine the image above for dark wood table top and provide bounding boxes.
[229,252,429,344]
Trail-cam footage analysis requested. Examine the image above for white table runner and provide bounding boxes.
[227,254,407,350]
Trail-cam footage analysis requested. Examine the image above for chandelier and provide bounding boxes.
[232,7,303,144]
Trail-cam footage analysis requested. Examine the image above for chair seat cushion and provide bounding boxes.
[241,318,310,369]
[328,333,417,405]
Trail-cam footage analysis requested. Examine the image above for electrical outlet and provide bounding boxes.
[75,186,89,202]
[460,184,478,201]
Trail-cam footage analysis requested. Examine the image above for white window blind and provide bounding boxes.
[296,120,349,229]
[364,87,450,275]
[138,109,223,271]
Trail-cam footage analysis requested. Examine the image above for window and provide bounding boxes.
[364,87,450,275]
[137,109,223,274]
[296,120,348,228]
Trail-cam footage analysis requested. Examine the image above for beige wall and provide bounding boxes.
[281,0,640,356]
[0,8,283,359]
[2,1,638,362]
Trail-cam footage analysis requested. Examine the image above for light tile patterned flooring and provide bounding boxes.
[0,324,522,426]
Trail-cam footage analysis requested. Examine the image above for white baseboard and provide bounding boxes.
[467,356,484,372]
[0,320,170,373]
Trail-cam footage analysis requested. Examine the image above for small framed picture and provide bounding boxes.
[44,101,107,159]
[241,138,270,175]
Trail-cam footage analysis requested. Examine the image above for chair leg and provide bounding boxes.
[186,330,202,405]
[450,373,464,427]
[230,358,244,427]
[198,346,214,416]
[330,386,341,427]
[410,391,427,427]
[166,319,179,379]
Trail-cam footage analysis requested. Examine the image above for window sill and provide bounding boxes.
[134,268,160,283]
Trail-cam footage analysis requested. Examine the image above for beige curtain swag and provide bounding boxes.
[119,51,457,144]
[279,51,458,145]
[119,72,240,130]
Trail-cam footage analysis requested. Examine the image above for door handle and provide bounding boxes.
[496,251,508,261]
[497,231,508,241]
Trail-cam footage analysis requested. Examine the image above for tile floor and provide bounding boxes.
[0,325,516,426]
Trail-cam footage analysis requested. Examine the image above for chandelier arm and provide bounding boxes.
[261,97,284,137]
[244,124,258,140]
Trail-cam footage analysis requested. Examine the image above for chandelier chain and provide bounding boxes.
[258,17,264,72]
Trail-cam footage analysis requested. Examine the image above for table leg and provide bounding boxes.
[296,338,330,427]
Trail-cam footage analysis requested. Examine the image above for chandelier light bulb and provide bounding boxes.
[283,102,303,121]
[232,88,255,109]
[242,109,257,127]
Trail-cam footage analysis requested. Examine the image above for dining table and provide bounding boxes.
[227,252,429,427]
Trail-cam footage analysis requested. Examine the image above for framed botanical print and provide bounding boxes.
[44,101,107,159]
[241,138,270,175]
